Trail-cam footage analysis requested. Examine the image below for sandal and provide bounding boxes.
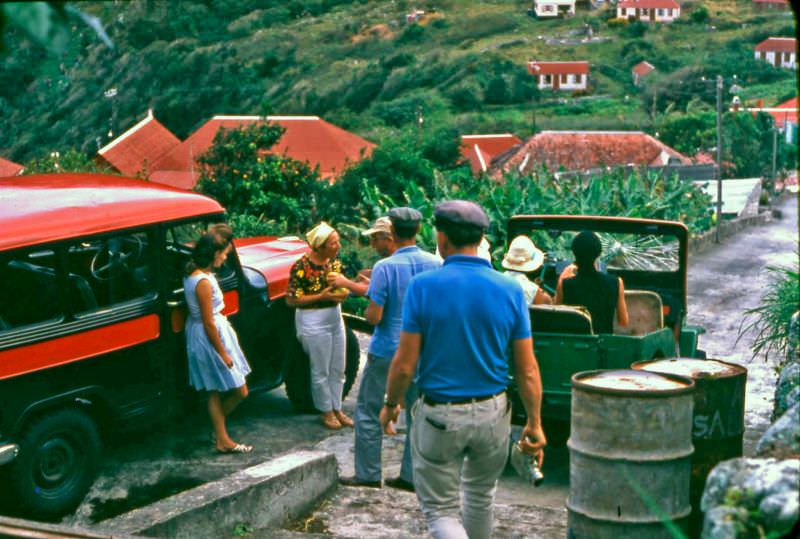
[335,410,354,427]
[321,414,342,430]
[216,443,253,454]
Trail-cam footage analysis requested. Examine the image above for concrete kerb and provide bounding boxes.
[97,450,338,538]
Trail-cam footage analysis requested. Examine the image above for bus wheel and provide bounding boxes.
[10,408,102,521]
[285,327,361,413]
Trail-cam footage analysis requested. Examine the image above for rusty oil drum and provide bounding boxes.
[632,358,747,538]
[567,369,695,539]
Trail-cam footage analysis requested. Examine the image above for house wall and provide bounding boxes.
[617,6,679,22]
[537,73,586,91]
[534,0,575,17]
[756,50,797,69]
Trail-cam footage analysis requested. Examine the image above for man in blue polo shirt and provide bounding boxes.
[380,200,546,539]
[340,207,440,491]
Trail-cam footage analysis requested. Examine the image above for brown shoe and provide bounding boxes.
[334,410,354,427]
[321,413,342,430]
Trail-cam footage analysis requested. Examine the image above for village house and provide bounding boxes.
[532,0,576,18]
[631,60,656,86]
[98,113,376,190]
[767,97,798,144]
[754,37,797,69]
[491,130,691,177]
[460,134,522,175]
[752,0,790,10]
[528,61,589,92]
[0,156,24,177]
[617,0,681,22]
[97,109,181,177]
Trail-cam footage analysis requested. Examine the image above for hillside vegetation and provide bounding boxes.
[0,0,796,163]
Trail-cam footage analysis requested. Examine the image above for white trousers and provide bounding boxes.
[411,393,511,539]
[295,306,346,413]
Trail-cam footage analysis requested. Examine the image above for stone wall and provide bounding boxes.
[701,312,800,538]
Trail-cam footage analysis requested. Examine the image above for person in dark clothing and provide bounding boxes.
[555,231,629,334]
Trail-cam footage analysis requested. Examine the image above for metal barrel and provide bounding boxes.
[567,369,695,539]
[632,358,747,538]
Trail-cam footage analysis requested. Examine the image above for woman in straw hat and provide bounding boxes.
[501,235,552,306]
[286,222,354,430]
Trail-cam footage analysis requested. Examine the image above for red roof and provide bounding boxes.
[632,61,656,77]
[152,115,376,189]
[528,61,590,76]
[98,110,181,177]
[0,174,223,251]
[494,131,691,175]
[768,97,798,128]
[755,37,797,53]
[618,0,680,8]
[460,134,522,174]
[752,0,789,5]
[0,156,23,177]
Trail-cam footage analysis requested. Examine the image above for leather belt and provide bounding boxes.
[423,389,506,406]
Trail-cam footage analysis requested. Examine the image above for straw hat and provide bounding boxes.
[502,235,545,273]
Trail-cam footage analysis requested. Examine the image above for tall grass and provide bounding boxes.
[738,261,800,367]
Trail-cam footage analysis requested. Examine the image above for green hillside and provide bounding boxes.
[0,0,796,163]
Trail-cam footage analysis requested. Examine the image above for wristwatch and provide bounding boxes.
[383,394,397,408]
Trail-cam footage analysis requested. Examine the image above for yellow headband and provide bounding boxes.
[306,221,335,249]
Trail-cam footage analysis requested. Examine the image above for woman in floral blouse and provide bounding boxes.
[286,222,353,430]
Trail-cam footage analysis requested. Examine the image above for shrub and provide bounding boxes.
[739,262,800,366]
[690,5,710,24]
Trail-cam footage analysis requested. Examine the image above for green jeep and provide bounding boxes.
[505,215,706,429]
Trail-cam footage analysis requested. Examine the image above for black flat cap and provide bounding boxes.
[434,200,489,230]
[388,207,422,223]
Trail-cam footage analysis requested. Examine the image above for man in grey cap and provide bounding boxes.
[328,216,395,297]
[380,200,546,538]
[340,207,441,490]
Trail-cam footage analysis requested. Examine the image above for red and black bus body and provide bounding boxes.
[0,174,307,519]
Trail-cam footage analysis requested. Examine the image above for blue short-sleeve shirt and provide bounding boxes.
[402,255,531,401]
[367,245,441,360]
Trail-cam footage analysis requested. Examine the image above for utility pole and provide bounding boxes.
[771,126,778,188]
[715,74,723,244]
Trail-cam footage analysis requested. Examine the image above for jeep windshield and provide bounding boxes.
[506,215,689,327]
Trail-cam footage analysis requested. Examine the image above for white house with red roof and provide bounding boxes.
[0,156,24,177]
[528,61,589,91]
[97,109,181,177]
[631,61,656,86]
[149,115,376,189]
[460,134,522,175]
[754,38,797,69]
[617,0,681,22]
[532,0,576,18]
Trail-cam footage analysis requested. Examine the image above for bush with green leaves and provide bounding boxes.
[739,262,800,368]
[196,120,323,234]
[22,149,112,175]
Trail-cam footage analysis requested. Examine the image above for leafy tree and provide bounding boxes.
[690,5,710,24]
[484,76,510,105]
[196,120,322,233]
[21,149,111,174]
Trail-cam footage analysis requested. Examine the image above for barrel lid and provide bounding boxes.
[572,369,695,397]
[632,358,747,379]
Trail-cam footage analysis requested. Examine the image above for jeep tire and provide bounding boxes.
[285,327,361,413]
[10,408,102,521]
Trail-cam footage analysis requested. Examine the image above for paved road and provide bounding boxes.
[7,197,795,537]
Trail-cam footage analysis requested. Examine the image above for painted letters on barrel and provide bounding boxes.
[632,358,747,538]
[567,369,695,539]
